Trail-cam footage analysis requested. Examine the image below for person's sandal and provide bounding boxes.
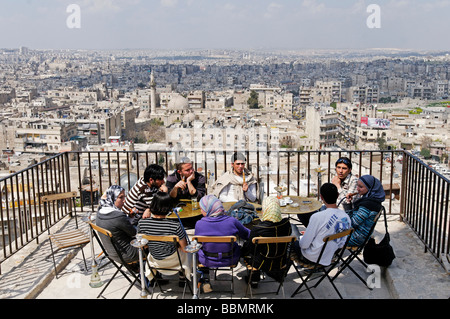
[201,281,213,293]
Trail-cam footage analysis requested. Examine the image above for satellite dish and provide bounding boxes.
[119,172,138,194]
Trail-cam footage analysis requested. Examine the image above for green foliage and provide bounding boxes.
[409,107,423,114]
[247,90,260,109]
[420,148,431,158]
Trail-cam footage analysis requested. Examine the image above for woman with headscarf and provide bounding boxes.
[241,196,292,287]
[346,175,386,247]
[194,195,251,293]
[95,185,140,265]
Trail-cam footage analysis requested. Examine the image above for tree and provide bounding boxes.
[247,90,259,109]
[420,148,431,159]
[376,137,388,150]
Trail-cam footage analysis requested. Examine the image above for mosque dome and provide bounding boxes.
[168,94,188,109]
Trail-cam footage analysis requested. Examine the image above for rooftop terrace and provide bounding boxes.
[0,149,449,301]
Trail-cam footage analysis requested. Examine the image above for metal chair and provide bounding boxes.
[244,236,296,298]
[192,235,237,297]
[331,206,385,289]
[141,234,193,299]
[290,228,354,299]
[41,191,90,279]
[89,222,150,299]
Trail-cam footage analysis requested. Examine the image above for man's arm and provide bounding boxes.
[245,183,257,202]
[193,173,206,199]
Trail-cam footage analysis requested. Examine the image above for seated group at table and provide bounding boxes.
[94,153,385,293]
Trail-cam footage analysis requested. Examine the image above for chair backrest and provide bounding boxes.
[323,228,354,243]
[89,222,112,239]
[316,228,354,267]
[41,191,79,228]
[140,234,185,277]
[250,236,296,271]
[193,235,236,244]
[41,191,78,203]
[192,235,237,267]
[140,234,181,262]
[252,236,296,245]
[141,234,179,243]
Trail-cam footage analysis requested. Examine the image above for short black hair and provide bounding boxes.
[149,191,174,216]
[320,182,339,204]
[143,164,166,183]
[335,157,352,170]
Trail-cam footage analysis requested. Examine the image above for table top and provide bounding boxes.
[278,196,322,215]
[167,199,203,219]
[166,196,321,219]
[222,197,321,215]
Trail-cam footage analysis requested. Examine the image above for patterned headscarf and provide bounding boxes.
[359,175,385,202]
[99,185,125,210]
[261,196,282,223]
[200,195,226,217]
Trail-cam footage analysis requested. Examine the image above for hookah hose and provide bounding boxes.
[172,207,190,244]
[172,207,204,284]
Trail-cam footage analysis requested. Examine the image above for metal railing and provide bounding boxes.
[0,149,449,272]
[401,152,450,266]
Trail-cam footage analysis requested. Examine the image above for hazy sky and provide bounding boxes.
[1,0,449,51]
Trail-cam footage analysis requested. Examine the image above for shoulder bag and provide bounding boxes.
[363,208,396,267]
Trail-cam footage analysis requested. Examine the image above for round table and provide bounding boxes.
[278,196,322,215]
[167,200,203,220]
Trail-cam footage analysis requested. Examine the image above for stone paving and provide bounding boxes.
[0,212,449,301]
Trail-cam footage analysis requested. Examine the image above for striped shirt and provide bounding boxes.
[137,218,186,260]
[122,178,159,225]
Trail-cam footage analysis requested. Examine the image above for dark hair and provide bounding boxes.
[320,183,339,205]
[149,191,174,216]
[335,157,352,170]
[144,164,166,183]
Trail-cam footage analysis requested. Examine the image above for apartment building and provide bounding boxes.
[13,119,77,153]
[314,81,341,104]
[347,85,379,104]
[303,105,339,150]
[187,90,205,109]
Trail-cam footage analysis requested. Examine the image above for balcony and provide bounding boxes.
[0,149,449,299]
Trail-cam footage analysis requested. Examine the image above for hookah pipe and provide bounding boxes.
[172,207,191,244]
[171,206,202,299]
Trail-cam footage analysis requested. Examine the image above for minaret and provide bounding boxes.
[150,70,156,116]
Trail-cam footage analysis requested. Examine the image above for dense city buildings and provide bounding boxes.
[1,47,449,177]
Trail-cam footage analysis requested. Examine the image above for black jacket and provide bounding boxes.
[96,209,139,264]
[242,218,292,271]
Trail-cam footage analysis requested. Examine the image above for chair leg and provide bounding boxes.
[327,273,344,299]
[48,240,59,279]
[245,269,253,298]
[291,266,315,299]
[80,245,88,274]
[332,253,372,290]
[97,267,121,298]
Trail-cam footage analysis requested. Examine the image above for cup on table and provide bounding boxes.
[191,197,198,210]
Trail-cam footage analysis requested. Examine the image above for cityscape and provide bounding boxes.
[0,46,449,179]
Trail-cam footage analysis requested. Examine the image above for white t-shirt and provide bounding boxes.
[299,208,351,266]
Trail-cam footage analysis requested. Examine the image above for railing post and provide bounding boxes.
[399,150,408,222]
